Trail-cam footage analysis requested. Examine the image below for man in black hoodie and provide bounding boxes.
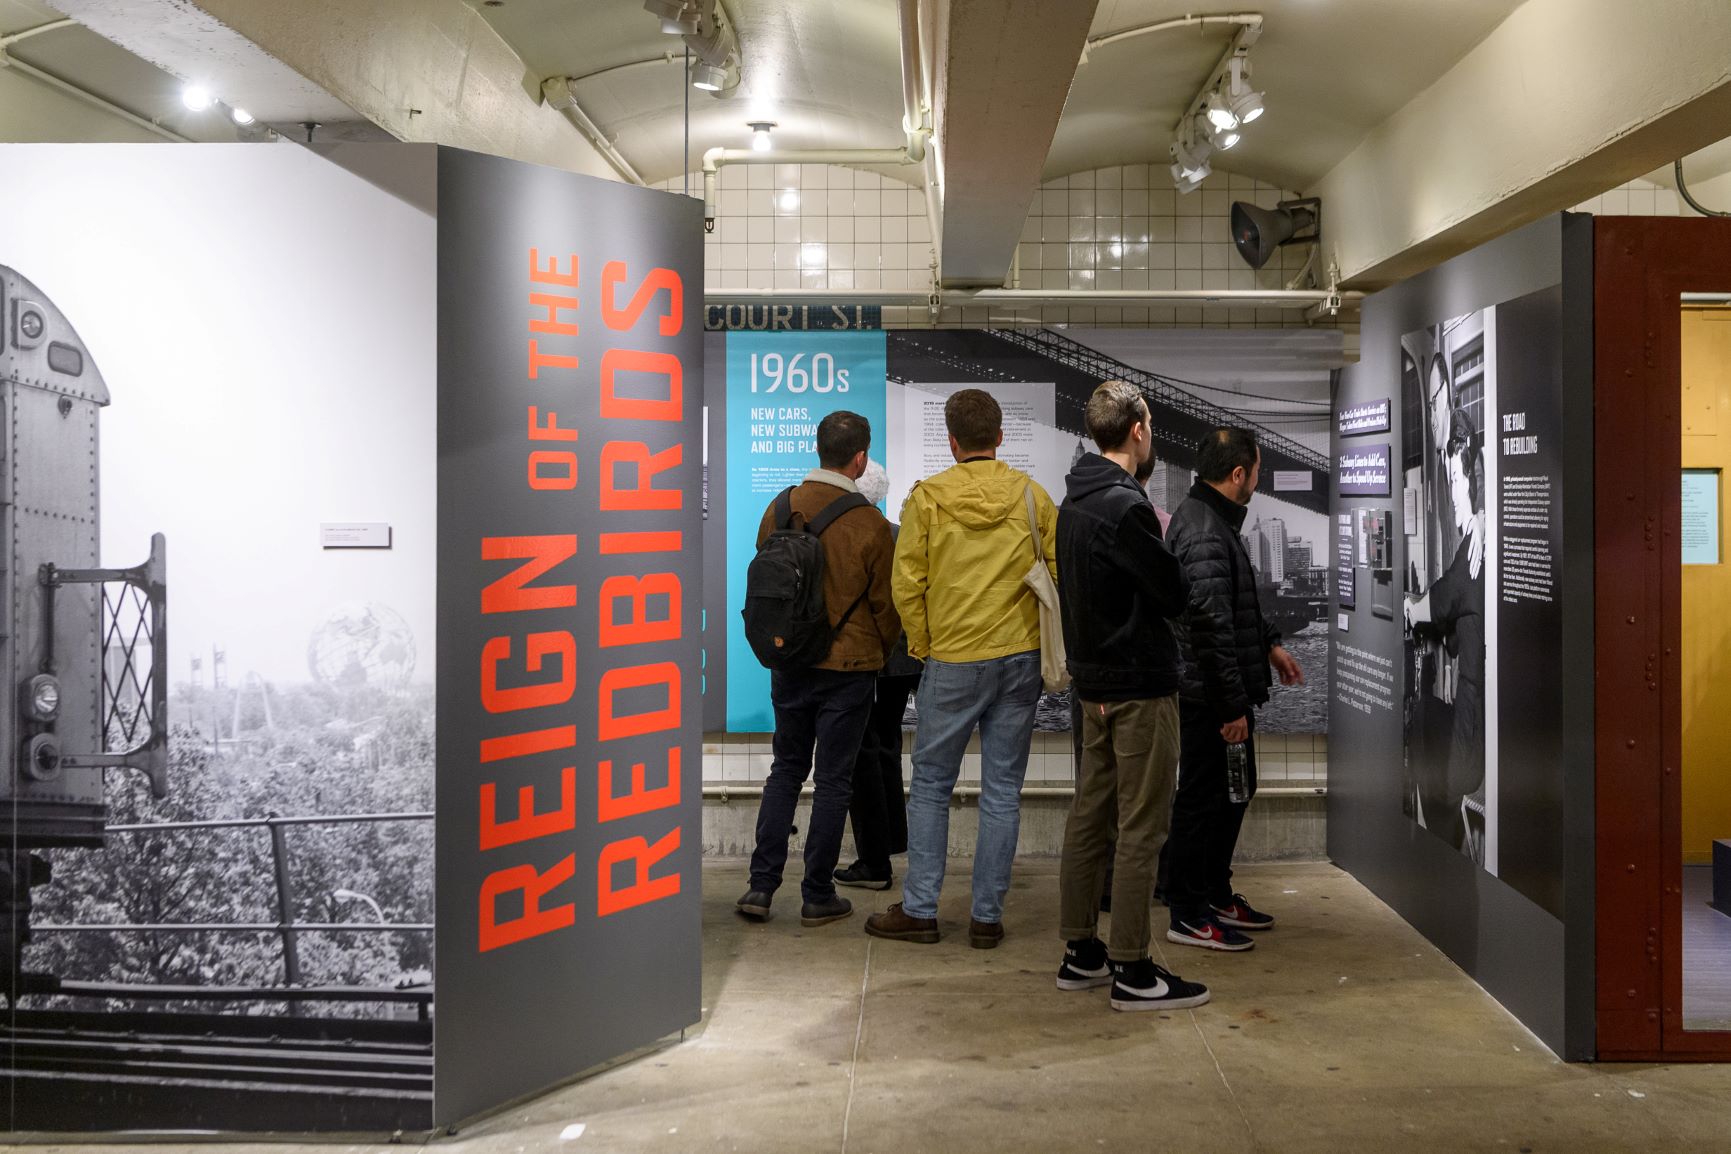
[1163,427,1304,953]
[1052,382,1209,1014]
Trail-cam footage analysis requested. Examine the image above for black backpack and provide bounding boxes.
[742,487,872,671]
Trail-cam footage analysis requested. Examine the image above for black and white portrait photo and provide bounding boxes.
[1401,311,1491,866]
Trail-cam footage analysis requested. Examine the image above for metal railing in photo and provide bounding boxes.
[31,809,435,1019]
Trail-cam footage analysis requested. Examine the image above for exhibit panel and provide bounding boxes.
[0,143,439,1131]
[434,148,704,1123]
[704,326,1337,737]
[1329,214,1596,1058]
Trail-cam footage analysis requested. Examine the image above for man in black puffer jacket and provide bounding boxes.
[1163,428,1304,953]
[1052,382,1210,1014]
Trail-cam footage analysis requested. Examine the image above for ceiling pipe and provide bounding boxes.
[901,0,942,274]
[703,287,1359,314]
[701,0,937,278]
[0,49,191,143]
[542,76,647,185]
[0,18,78,48]
[1079,12,1263,63]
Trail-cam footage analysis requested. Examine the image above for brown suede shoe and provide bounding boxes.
[968,919,1004,949]
[864,902,940,944]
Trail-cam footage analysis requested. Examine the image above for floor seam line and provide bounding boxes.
[839,936,872,1154]
[1188,1008,1257,1152]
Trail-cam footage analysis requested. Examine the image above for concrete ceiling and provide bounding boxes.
[1051,0,1527,191]
[477,0,913,185]
[0,0,241,141]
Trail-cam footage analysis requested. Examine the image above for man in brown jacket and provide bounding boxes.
[737,411,901,927]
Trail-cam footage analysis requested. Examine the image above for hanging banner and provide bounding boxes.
[723,331,887,731]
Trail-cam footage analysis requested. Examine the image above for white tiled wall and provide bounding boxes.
[1571,175,1687,215]
[657,162,1324,329]
[651,164,935,292]
[699,728,1327,788]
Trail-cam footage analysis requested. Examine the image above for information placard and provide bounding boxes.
[724,331,888,731]
[1684,469,1721,565]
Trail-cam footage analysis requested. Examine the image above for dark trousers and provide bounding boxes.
[749,668,876,902]
[847,673,919,876]
[1166,704,1258,925]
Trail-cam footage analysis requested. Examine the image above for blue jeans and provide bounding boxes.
[901,651,1041,923]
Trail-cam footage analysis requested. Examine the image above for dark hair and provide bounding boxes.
[1196,427,1259,484]
[945,389,1002,452]
[817,410,871,469]
[1085,381,1148,453]
[1134,452,1155,484]
[1446,407,1482,512]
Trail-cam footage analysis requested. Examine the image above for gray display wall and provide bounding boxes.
[1328,213,1596,1058]
[435,147,703,1123]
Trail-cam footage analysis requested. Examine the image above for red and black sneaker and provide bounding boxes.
[1166,916,1255,952]
[1211,893,1275,931]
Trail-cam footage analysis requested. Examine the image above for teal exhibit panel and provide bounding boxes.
[722,331,887,731]
[0,142,704,1135]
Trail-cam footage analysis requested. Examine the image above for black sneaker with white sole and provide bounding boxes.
[1211,893,1275,930]
[1167,915,1255,952]
[833,862,893,891]
[1056,936,1113,991]
[1109,957,1211,1012]
[736,889,773,920]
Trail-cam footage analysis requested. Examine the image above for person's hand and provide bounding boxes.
[1468,524,1485,580]
[1270,645,1304,687]
[1220,716,1249,743]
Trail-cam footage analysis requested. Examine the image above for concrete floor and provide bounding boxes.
[23,859,1731,1153]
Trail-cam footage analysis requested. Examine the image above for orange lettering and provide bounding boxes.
[481,632,576,713]
[599,573,681,648]
[528,406,579,442]
[528,449,578,490]
[529,249,580,287]
[481,725,576,763]
[601,261,682,336]
[529,292,579,336]
[528,341,579,379]
[600,348,682,422]
[597,662,680,740]
[598,748,680,823]
[481,536,576,613]
[479,856,575,950]
[597,830,681,915]
[481,767,577,849]
[600,441,682,511]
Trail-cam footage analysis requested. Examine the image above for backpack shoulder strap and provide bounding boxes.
[773,486,799,531]
[807,491,872,536]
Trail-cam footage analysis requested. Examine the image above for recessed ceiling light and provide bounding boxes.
[230,106,255,126]
[181,85,213,112]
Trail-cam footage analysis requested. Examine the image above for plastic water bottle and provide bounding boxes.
[1226,741,1251,804]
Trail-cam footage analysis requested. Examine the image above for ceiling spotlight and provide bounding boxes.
[1204,90,1239,132]
[181,85,213,112]
[1169,132,1212,179]
[1230,197,1320,269]
[1227,56,1265,125]
[1170,162,1210,195]
[644,0,692,31]
[691,60,727,92]
[230,106,255,126]
[749,121,776,152]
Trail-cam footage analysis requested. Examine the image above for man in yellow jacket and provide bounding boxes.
[865,388,1059,949]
